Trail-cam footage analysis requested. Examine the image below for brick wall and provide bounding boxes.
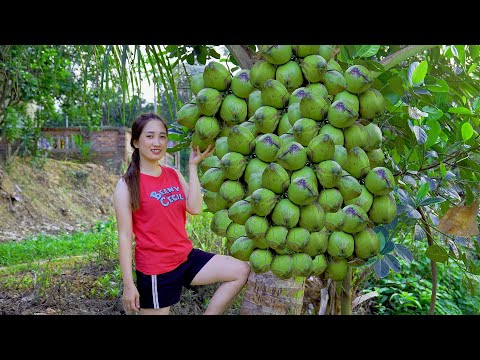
[0,126,180,174]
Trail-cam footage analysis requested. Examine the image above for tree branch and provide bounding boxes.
[374,45,439,77]
[225,45,258,70]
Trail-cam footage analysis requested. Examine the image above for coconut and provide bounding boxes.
[270,254,294,279]
[195,87,223,116]
[261,163,290,194]
[228,199,254,225]
[214,137,229,160]
[322,70,347,96]
[200,156,220,174]
[324,209,346,231]
[191,131,215,152]
[218,180,246,206]
[332,145,348,168]
[307,133,335,163]
[291,165,317,185]
[249,249,274,273]
[194,116,221,141]
[287,102,302,126]
[342,204,369,234]
[250,60,276,89]
[176,103,202,129]
[287,177,319,206]
[190,73,205,96]
[288,87,309,105]
[271,198,300,228]
[210,209,232,237]
[218,126,232,138]
[344,122,369,150]
[227,125,255,155]
[344,147,371,179]
[359,88,386,119]
[344,64,373,94]
[245,215,270,241]
[337,171,361,200]
[324,257,348,281]
[364,167,395,195]
[244,158,268,184]
[299,202,325,232]
[220,94,247,126]
[318,45,336,62]
[203,190,228,213]
[300,54,327,83]
[239,119,259,137]
[200,167,226,192]
[354,228,380,260]
[367,149,385,168]
[276,61,304,93]
[277,113,293,136]
[259,45,293,65]
[364,122,383,151]
[255,133,282,162]
[290,253,313,277]
[265,225,289,251]
[225,222,246,248]
[315,160,343,188]
[231,69,255,99]
[334,90,360,113]
[327,231,354,259]
[253,106,281,134]
[276,142,308,171]
[303,228,329,257]
[279,133,296,146]
[247,90,263,117]
[305,83,329,101]
[250,187,278,216]
[319,124,344,146]
[368,193,397,224]
[292,45,320,58]
[344,185,374,213]
[318,188,344,213]
[327,100,358,129]
[230,236,257,261]
[246,172,263,196]
[299,90,328,121]
[310,254,328,276]
[220,152,247,181]
[261,79,290,109]
[286,227,310,252]
[203,61,232,91]
[292,118,319,147]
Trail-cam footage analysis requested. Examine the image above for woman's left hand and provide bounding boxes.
[189,143,215,167]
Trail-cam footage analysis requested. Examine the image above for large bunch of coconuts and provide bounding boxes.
[176,45,396,281]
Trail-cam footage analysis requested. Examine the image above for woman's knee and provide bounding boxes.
[237,259,251,282]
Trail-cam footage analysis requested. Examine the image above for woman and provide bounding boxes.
[113,113,251,315]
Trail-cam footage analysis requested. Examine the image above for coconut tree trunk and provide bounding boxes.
[340,266,353,315]
[240,270,305,315]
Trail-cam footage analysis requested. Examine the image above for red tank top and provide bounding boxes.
[132,165,193,275]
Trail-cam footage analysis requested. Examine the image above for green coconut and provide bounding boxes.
[327,231,354,259]
[354,228,381,260]
[231,69,255,99]
[190,73,205,95]
[255,133,283,162]
[219,152,247,181]
[271,198,300,229]
[259,45,293,65]
[286,227,310,252]
[249,249,274,274]
[303,228,330,257]
[270,254,294,279]
[276,61,304,93]
[261,162,291,194]
[364,167,395,195]
[299,202,325,232]
[203,61,232,91]
[220,94,248,126]
[176,103,202,129]
[230,236,257,261]
[344,64,373,94]
[247,90,263,117]
[318,188,344,213]
[250,60,276,89]
[227,125,255,155]
[210,209,232,237]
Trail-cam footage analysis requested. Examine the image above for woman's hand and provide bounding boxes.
[122,283,140,313]
[189,143,215,167]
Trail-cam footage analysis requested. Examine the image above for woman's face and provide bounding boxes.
[134,119,168,163]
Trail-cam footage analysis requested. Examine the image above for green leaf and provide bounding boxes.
[381,240,395,255]
[440,162,447,178]
[425,119,442,148]
[417,182,430,201]
[373,258,390,278]
[467,63,477,75]
[419,197,446,206]
[425,78,449,93]
[353,45,380,58]
[415,224,426,240]
[411,60,428,86]
[388,76,404,96]
[384,254,401,272]
[448,107,473,115]
[363,59,385,73]
[425,245,448,263]
[394,244,413,263]
[461,122,474,141]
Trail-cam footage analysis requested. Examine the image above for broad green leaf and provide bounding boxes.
[384,254,401,272]
[467,63,477,75]
[439,162,446,178]
[423,106,443,121]
[388,76,405,96]
[425,245,448,263]
[417,182,430,201]
[455,45,466,68]
[397,189,415,207]
[394,244,414,263]
[415,224,426,240]
[419,197,446,206]
[411,60,428,86]
[425,119,442,148]
[448,107,473,115]
[363,59,385,73]
[380,240,395,255]
[470,45,480,60]
[353,45,380,58]
[373,258,390,278]
[406,206,422,219]
[411,125,428,145]
[426,78,449,93]
[461,122,474,141]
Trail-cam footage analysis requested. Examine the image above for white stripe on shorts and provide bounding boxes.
[151,275,159,308]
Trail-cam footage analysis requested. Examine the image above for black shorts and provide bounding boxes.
[135,248,216,309]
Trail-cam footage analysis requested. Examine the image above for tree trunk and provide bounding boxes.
[240,270,305,315]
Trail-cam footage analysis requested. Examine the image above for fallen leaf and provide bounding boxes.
[438,201,479,237]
